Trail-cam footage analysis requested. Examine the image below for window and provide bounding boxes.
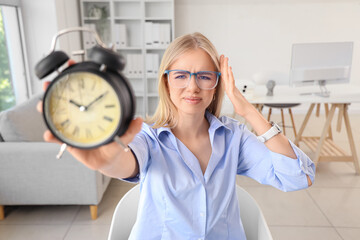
[0,7,14,111]
[0,1,29,111]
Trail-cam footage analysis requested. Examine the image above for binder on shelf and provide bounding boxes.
[114,23,127,48]
[83,24,92,49]
[146,54,154,77]
[127,54,143,78]
[159,24,165,47]
[153,54,159,76]
[83,23,96,49]
[145,22,153,47]
[137,54,144,78]
[134,54,140,78]
[127,54,134,77]
[164,23,171,46]
[152,23,160,48]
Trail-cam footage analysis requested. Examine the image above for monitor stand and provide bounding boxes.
[300,80,330,97]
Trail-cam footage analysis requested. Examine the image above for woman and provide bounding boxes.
[40,32,315,239]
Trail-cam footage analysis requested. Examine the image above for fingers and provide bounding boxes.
[220,55,231,81]
[43,130,62,144]
[229,66,235,84]
[37,100,43,113]
[68,59,76,66]
[42,81,51,91]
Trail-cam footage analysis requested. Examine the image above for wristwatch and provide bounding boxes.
[257,121,282,143]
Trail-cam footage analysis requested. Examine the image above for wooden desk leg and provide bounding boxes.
[343,104,360,174]
[267,107,272,121]
[316,103,321,117]
[314,104,336,166]
[295,103,315,146]
[280,109,286,136]
[324,103,333,140]
[289,108,297,138]
[337,104,344,132]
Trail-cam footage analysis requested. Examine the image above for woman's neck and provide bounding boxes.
[172,111,209,139]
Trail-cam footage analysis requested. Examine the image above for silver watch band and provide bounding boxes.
[257,122,282,143]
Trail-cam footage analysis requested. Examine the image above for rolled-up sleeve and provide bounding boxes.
[237,125,315,192]
[122,127,151,183]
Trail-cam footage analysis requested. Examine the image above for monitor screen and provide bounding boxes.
[289,42,353,87]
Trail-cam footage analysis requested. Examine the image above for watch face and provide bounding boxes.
[43,71,121,148]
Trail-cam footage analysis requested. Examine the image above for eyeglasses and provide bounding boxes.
[164,69,220,90]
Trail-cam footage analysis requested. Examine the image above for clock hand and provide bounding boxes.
[69,99,87,111]
[85,91,109,109]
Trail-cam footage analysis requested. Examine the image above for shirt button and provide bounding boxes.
[200,212,204,217]
[197,238,203,240]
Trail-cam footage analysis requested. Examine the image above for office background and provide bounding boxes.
[20,0,360,113]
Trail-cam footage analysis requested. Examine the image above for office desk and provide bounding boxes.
[246,84,360,174]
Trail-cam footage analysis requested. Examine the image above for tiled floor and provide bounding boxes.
[1,112,360,240]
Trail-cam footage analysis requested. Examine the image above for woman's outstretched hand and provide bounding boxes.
[220,55,253,117]
[36,60,142,178]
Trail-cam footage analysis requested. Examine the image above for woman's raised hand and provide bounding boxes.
[220,55,253,117]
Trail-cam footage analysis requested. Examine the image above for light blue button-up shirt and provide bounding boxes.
[126,112,315,240]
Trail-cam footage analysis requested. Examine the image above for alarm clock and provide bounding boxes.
[35,27,135,149]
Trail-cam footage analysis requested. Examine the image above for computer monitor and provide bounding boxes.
[289,42,353,97]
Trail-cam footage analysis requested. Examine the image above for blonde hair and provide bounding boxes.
[146,32,224,128]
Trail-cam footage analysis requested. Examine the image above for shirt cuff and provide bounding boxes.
[120,147,141,183]
[271,140,316,185]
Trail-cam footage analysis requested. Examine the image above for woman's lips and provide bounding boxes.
[184,97,202,104]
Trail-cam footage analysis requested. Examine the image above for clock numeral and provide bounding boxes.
[61,119,70,128]
[105,104,115,108]
[98,125,105,132]
[103,116,113,122]
[53,95,67,101]
[91,80,96,91]
[79,78,85,89]
[65,79,75,92]
[86,128,92,138]
[72,126,80,137]
[56,108,67,114]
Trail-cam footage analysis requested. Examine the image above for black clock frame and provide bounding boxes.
[35,27,135,149]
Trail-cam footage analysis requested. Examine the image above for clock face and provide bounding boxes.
[44,71,121,148]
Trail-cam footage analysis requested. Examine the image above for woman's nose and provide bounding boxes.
[187,74,200,91]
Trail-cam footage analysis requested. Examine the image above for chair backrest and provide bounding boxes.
[236,186,273,240]
[107,184,273,240]
[107,184,140,240]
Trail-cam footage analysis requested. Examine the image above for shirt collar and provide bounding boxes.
[205,111,232,133]
[155,111,232,137]
[156,126,172,137]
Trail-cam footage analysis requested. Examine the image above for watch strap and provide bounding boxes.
[257,122,282,143]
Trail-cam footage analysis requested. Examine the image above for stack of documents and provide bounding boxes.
[145,22,171,48]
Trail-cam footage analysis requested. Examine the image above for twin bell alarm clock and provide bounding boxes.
[35,27,135,150]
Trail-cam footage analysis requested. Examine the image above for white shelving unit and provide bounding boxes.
[79,0,174,117]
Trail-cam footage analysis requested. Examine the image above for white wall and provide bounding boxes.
[175,0,360,112]
[20,0,58,95]
[20,0,81,96]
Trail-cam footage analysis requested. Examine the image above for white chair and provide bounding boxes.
[108,184,273,240]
